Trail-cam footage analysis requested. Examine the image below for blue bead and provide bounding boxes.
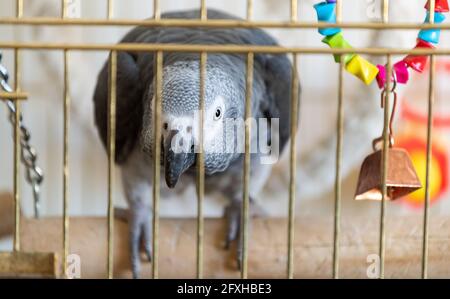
[314,2,342,36]
[419,12,446,44]
[419,12,445,44]
[425,11,446,24]
[418,29,441,44]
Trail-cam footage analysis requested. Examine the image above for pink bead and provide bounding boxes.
[376,65,387,89]
[394,61,409,84]
[375,61,410,89]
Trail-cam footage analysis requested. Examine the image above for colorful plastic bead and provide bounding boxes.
[322,33,355,64]
[376,65,387,89]
[403,39,435,73]
[314,2,341,36]
[404,55,429,73]
[375,61,410,89]
[425,0,449,12]
[394,61,409,84]
[418,12,446,44]
[415,38,436,49]
[345,55,379,85]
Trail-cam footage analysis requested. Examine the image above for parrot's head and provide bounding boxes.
[141,57,246,188]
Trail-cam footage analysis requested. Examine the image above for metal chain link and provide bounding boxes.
[0,51,43,218]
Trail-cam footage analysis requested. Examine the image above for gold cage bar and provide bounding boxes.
[379,55,393,279]
[196,52,207,279]
[287,53,299,279]
[332,0,344,279]
[152,50,163,279]
[2,42,450,55]
[2,18,450,30]
[107,0,114,20]
[13,0,23,254]
[154,0,161,20]
[107,50,117,279]
[62,0,70,278]
[0,91,28,100]
[378,0,390,280]
[241,52,254,279]
[422,0,436,279]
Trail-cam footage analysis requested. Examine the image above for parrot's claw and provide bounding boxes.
[128,202,152,279]
[224,201,241,250]
[224,201,246,270]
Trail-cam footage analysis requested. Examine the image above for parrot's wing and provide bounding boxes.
[216,25,298,154]
[93,50,145,163]
[93,19,169,163]
[258,53,299,154]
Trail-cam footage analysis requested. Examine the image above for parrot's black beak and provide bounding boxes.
[163,130,196,189]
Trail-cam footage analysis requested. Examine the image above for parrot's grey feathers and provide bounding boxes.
[93,9,296,164]
[93,51,144,163]
[260,53,298,152]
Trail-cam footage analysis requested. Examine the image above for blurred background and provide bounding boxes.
[1,0,450,251]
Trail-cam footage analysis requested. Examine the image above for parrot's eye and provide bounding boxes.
[214,107,222,120]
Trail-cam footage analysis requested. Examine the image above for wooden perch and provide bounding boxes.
[14,215,450,278]
[0,193,17,238]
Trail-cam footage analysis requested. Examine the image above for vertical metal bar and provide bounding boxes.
[62,0,70,278]
[107,50,117,279]
[241,52,254,279]
[382,0,389,24]
[16,0,23,18]
[379,55,392,279]
[13,74,20,252]
[247,0,253,21]
[290,0,297,22]
[196,52,206,279]
[107,0,114,19]
[287,54,298,279]
[200,0,207,21]
[422,0,436,280]
[62,0,68,18]
[154,0,161,20]
[377,0,390,279]
[332,0,343,279]
[13,0,24,253]
[240,0,254,281]
[152,51,163,279]
[62,49,70,277]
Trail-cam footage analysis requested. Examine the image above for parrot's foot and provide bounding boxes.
[224,199,263,271]
[127,203,152,279]
[224,201,242,270]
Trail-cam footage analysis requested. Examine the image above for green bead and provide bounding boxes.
[322,33,355,64]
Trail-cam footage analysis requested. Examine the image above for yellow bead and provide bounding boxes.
[345,55,379,85]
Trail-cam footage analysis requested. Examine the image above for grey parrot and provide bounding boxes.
[93,9,298,278]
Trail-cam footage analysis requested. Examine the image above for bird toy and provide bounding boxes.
[313,0,450,200]
[314,0,449,86]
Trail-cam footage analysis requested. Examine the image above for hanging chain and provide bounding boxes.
[0,51,43,218]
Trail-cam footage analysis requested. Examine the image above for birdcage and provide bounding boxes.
[0,0,449,279]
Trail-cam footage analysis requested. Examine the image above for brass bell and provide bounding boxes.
[354,147,422,201]
[354,82,422,201]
